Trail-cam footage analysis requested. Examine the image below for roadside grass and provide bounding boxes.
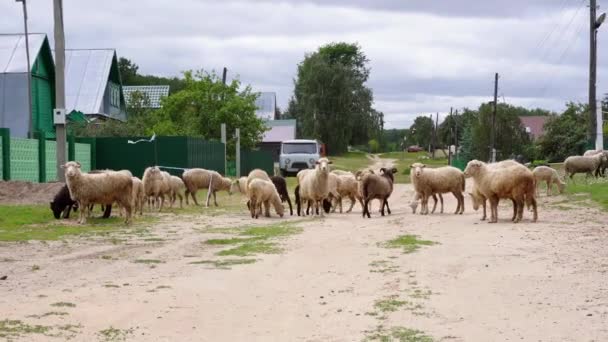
[378,151,448,184]
[189,258,257,269]
[564,176,608,209]
[97,327,134,342]
[160,191,244,216]
[380,235,437,254]
[364,325,434,342]
[331,151,373,171]
[0,205,157,242]
[204,221,304,258]
[0,319,81,340]
[50,302,76,308]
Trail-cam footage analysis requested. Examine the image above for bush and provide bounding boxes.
[402,168,411,176]
[530,160,549,168]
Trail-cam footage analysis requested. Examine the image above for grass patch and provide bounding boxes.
[0,319,81,340]
[26,312,69,319]
[189,258,257,269]
[133,259,164,264]
[565,177,608,209]
[331,151,373,171]
[380,235,437,254]
[97,327,134,342]
[217,242,281,256]
[31,265,40,271]
[364,326,434,342]
[0,205,157,242]
[208,222,303,257]
[205,237,258,245]
[50,302,76,308]
[374,296,409,313]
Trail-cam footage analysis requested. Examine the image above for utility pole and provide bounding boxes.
[222,67,227,85]
[454,109,459,160]
[490,73,498,163]
[235,128,240,178]
[16,0,33,138]
[54,0,67,181]
[221,123,226,175]
[590,0,598,143]
[448,107,453,165]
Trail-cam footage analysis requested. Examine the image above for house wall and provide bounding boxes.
[102,81,126,121]
[0,73,29,138]
[31,52,55,136]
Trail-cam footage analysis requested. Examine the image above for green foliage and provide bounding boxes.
[529,160,548,168]
[566,177,608,209]
[118,57,187,93]
[71,69,266,155]
[538,102,590,162]
[287,42,383,154]
[406,116,433,148]
[368,139,380,153]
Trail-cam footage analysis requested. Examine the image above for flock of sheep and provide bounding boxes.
[50,149,608,225]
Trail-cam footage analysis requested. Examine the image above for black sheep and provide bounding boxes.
[270,176,293,216]
[294,185,331,216]
[50,184,112,219]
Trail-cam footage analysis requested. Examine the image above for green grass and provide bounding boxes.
[364,326,434,342]
[217,241,282,256]
[189,258,257,269]
[132,259,164,264]
[0,319,51,340]
[0,205,157,242]
[97,327,134,342]
[374,296,409,313]
[331,151,373,172]
[380,235,437,254]
[565,177,608,209]
[205,237,258,245]
[26,312,69,319]
[50,302,76,308]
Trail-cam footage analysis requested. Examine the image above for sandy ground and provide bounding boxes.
[1,173,608,341]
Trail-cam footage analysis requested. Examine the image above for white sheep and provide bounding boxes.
[532,166,565,196]
[327,173,342,213]
[464,160,537,223]
[62,161,133,224]
[583,149,608,176]
[230,177,249,195]
[410,163,465,215]
[564,154,607,180]
[247,178,285,219]
[335,174,363,213]
[247,169,271,186]
[142,166,169,211]
[168,175,186,208]
[131,177,145,216]
[182,168,232,207]
[297,158,332,216]
[409,192,443,214]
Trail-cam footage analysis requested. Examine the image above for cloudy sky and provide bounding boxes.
[2,0,607,128]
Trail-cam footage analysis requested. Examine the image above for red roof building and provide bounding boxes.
[519,116,549,140]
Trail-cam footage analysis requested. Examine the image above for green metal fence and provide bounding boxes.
[95,136,226,178]
[0,137,3,180]
[240,149,274,176]
[45,140,58,181]
[75,143,91,172]
[10,138,39,182]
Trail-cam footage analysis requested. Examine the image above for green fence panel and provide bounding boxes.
[240,149,274,176]
[156,136,188,177]
[10,138,39,182]
[451,158,467,171]
[0,137,3,180]
[75,143,91,173]
[187,138,225,175]
[226,160,236,177]
[0,128,9,180]
[45,140,58,181]
[95,137,156,179]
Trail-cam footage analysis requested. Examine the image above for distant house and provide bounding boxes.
[257,119,296,162]
[255,92,276,120]
[519,116,549,140]
[0,33,55,138]
[123,85,169,109]
[63,49,127,121]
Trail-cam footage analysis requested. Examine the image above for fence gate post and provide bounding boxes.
[36,132,47,183]
[68,135,75,161]
[0,128,10,180]
[221,123,226,176]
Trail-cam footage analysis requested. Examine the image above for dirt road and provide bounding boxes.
[1,180,607,341]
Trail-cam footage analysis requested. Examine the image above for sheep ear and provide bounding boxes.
[391,168,398,174]
[328,160,333,164]
[76,162,81,168]
[315,161,320,165]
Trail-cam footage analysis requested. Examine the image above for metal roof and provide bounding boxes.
[0,33,47,73]
[123,85,169,108]
[63,49,115,114]
[255,92,276,120]
[262,120,297,142]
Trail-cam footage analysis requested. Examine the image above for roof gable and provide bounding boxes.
[0,33,48,74]
[519,116,549,139]
[63,49,117,115]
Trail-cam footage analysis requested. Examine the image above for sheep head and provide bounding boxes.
[463,160,484,178]
[229,179,240,195]
[315,157,332,174]
[410,163,426,178]
[379,167,398,182]
[62,161,81,178]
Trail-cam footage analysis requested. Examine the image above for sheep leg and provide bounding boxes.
[514,196,524,223]
[264,200,271,217]
[285,196,293,216]
[385,196,391,215]
[362,198,371,218]
[213,191,219,207]
[488,196,499,223]
[421,194,429,215]
[191,190,200,206]
[530,197,538,222]
[346,195,356,213]
[330,195,337,213]
[80,202,88,224]
[510,199,517,222]
[62,204,72,219]
[481,200,487,221]
[318,200,324,217]
[249,198,257,218]
[431,194,438,214]
[178,193,183,209]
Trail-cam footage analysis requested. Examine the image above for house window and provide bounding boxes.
[109,83,120,107]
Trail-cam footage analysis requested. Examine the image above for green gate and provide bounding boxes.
[10,138,39,182]
[240,149,274,176]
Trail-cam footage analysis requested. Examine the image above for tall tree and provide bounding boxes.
[118,57,187,94]
[286,43,383,154]
[538,102,589,162]
[406,116,434,149]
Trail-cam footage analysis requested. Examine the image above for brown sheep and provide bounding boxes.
[360,167,398,218]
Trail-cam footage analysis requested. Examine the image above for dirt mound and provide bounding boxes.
[0,181,65,205]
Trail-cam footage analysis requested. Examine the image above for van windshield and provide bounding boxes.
[282,143,317,154]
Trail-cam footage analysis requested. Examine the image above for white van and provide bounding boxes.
[279,139,320,176]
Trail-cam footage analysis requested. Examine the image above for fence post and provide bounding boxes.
[36,131,47,182]
[0,128,10,180]
[68,134,75,161]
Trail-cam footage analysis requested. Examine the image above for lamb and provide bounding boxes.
[410,163,465,215]
[297,158,332,216]
[270,176,293,216]
[142,166,169,211]
[463,160,537,223]
[335,174,364,213]
[168,175,186,208]
[247,178,285,219]
[469,183,488,220]
[247,169,271,186]
[62,161,133,224]
[294,185,332,216]
[409,193,443,214]
[131,177,145,215]
[230,177,249,195]
[360,167,398,218]
[182,168,232,207]
[532,166,566,196]
[564,154,607,180]
[327,173,342,213]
